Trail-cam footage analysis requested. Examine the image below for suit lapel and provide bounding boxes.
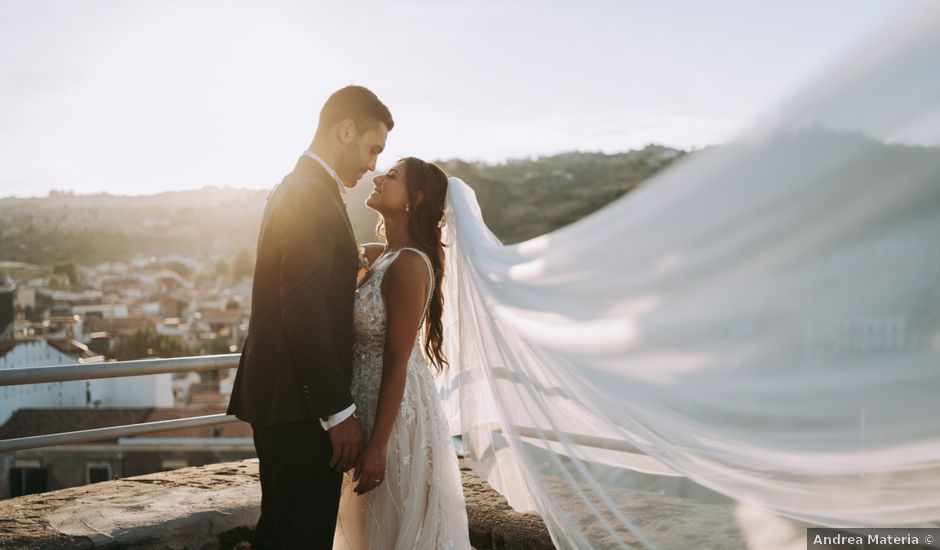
[295,155,356,245]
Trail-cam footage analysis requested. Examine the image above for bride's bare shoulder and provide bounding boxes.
[360,242,386,267]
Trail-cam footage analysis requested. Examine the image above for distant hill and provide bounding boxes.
[435,145,687,244]
[0,186,272,266]
[0,146,688,266]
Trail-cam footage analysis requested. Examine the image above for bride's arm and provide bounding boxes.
[354,252,429,495]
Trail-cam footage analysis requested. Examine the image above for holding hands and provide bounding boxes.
[328,414,364,472]
[327,413,387,495]
[353,442,388,495]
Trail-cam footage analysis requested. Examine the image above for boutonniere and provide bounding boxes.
[356,239,368,271]
[355,239,369,286]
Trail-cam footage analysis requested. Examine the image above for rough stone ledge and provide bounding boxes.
[0,459,554,550]
[0,458,813,549]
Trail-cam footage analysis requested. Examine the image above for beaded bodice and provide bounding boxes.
[350,247,435,441]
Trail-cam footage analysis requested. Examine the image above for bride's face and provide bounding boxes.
[366,161,410,214]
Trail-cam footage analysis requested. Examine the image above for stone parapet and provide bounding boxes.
[0,459,554,549]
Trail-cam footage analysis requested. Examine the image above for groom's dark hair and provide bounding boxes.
[318,85,394,133]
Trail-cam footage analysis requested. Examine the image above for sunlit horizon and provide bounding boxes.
[0,0,921,198]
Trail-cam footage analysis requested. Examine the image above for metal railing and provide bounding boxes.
[0,354,240,453]
[0,353,646,456]
[0,354,239,386]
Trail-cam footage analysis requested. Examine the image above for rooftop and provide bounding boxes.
[0,459,557,549]
[0,338,102,362]
[0,456,814,549]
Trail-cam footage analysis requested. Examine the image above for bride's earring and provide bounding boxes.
[405,203,411,213]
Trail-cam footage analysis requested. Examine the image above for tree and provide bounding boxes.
[231,247,254,283]
[213,258,230,281]
[194,269,214,288]
[112,328,186,361]
[164,260,194,280]
[52,261,79,287]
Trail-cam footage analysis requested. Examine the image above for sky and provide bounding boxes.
[0,0,923,197]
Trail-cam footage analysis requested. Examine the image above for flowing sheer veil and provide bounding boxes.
[435,4,940,548]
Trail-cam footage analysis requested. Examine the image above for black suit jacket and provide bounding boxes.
[227,154,359,426]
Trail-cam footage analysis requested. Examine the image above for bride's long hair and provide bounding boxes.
[375,157,449,373]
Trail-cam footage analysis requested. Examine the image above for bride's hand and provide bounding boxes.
[353,442,388,495]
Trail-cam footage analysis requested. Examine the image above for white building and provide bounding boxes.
[0,339,173,426]
[13,287,35,311]
[71,304,129,320]
[36,289,103,303]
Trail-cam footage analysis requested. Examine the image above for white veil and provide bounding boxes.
[436,3,940,548]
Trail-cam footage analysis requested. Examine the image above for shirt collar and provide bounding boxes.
[303,150,347,205]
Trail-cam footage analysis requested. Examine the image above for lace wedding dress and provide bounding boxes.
[333,247,471,550]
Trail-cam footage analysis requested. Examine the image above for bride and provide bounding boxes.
[333,157,471,549]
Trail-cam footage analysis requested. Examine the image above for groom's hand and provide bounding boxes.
[328,414,363,472]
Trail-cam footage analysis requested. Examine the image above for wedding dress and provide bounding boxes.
[333,247,471,550]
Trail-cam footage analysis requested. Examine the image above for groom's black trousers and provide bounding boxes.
[251,421,342,550]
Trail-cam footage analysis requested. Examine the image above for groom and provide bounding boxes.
[228,85,393,549]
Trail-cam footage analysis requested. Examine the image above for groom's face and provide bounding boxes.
[337,120,388,187]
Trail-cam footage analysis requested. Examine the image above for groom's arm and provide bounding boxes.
[319,402,356,430]
[276,184,355,420]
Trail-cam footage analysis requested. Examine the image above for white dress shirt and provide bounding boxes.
[303,150,348,206]
[302,150,357,431]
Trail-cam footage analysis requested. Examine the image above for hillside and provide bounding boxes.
[0,146,688,266]
[436,145,686,244]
